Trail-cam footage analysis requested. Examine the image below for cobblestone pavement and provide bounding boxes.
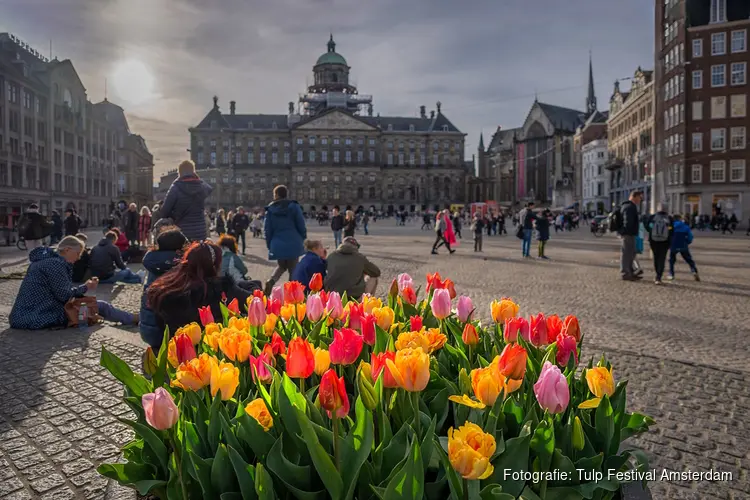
[1,222,749,499]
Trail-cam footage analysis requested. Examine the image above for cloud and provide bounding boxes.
[1,0,654,178]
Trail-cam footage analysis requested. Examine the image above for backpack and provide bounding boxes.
[17,216,30,238]
[650,213,670,243]
[608,208,623,233]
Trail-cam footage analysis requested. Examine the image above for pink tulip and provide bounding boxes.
[504,317,530,343]
[247,297,266,327]
[326,292,344,320]
[270,285,284,304]
[555,333,578,367]
[142,388,179,430]
[248,353,273,384]
[529,313,548,346]
[329,328,364,365]
[361,313,376,345]
[533,361,570,414]
[397,273,414,292]
[306,294,325,322]
[430,288,451,320]
[456,296,474,323]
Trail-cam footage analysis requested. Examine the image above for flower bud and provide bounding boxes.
[572,416,585,450]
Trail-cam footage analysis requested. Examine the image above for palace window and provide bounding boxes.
[309,136,316,145]
[284,152,290,164]
[333,150,340,162]
[345,151,351,163]
[321,151,328,162]
[692,38,703,57]
[369,138,375,146]
[296,137,303,145]
[710,160,725,182]
[730,159,746,182]
[387,153,393,165]
[711,128,726,150]
[731,94,747,117]
[369,151,375,162]
[692,133,703,152]
[345,138,352,146]
[297,151,303,162]
[357,151,363,163]
[730,127,746,149]
[711,65,726,87]
[691,165,702,183]
[321,137,328,145]
[711,33,726,55]
[272,152,278,164]
[309,151,316,162]
[260,152,266,164]
[693,70,703,89]
[731,30,747,53]
[731,62,746,86]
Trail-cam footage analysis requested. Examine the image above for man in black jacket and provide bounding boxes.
[19,203,53,250]
[232,207,251,254]
[330,206,344,248]
[90,231,143,284]
[63,209,80,236]
[619,190,643,281]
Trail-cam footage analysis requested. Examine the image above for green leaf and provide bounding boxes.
[295,407,344,500]
[435,439,463,500]
[519,485,543,500]
[226,445,258,500]
[236,413,276,460]
[220,493,244,500]
[219,413,245,462]
[189,452,215,499]
[484,424,531,497]
[594,395,614,456]
[278,374,308,447]
[254,463,277,500]
[529,417,554,473]
[153,326,171,389]
[100,347,152,398]
[374,325,390,354]
[382,438,424,500]
[211,444,238,494]
[267,436,326,500]
[339,397,375,500]
[96,462,158,485]
[427,387,450,430]
[480,484,516,500]
[544,487,585,500]
[208,394,223,455]
[118,418,169,474]
[419,415,437,472]
[381,421,411,474]
[133,480,168,495]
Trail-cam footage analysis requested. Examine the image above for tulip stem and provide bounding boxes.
[299,377,305,395]
[468,345,473,368]
[332,415,341,472]
[411,391,421,438]
[462,478,469,500]
[171,433,189,500]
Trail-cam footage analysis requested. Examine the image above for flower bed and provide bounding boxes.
[98,272,654,499]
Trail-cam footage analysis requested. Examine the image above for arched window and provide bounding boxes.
[332,73,338,83]
[368,186,376,199]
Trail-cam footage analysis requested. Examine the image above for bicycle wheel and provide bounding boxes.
[17,238,27,251]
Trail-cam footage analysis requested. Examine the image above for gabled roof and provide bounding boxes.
[536,102,586,133]
[584,110,608,127]
[487,127,522,152]
[92,99,130,132]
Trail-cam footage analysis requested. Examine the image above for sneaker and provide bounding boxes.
[431,250,438,255]
[263,280,274,297]
[136,269,146,281]
[666,274,674,281]
[634,268,644,276]
[540,256,550,260]
[693,272,700,282]
[654,279,662,285]
[449,249,455,254]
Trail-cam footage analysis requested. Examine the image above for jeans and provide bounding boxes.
[669,248,697,275]
[620,235,636,277]
[100,268,143,284]
[521,229,532,256]
[269,258,298,285]
[333,229,342,248]
[651,243,669,280]
[236,230,247,253]
[363,223,369,235]
[474,234,483,252]
[97,300,136,325]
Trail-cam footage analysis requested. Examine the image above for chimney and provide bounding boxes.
[419,105,426,119]
[430,110,435,119]
[229,101,236,115]
[288,101,295,114]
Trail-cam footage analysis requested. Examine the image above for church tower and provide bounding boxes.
[585,52,597,117]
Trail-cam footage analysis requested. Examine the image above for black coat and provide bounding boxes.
[344,219,356,237]
[20,212,52,240]
[160,174,213,241]
[64,215,80,236]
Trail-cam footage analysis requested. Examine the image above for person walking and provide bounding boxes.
[123,203,139,246]
[471,213,484,252]
[64,209,80,236]
[18,203,53,251]
[431,210,455,255]
[343,210,356,238]
[618,190,643,281]
[159,160,213,242]
[232,207,251,254]
[667,215,700,281]
[138,206,152,247]
[536,209,550,259]
[647,204,672,285]
[518,202,536,258]
[215,209,227,236]
[331,206,344,247]
[263,185,307,295]
[361,212,370,235]
[452,212,462,239]
[50,210,63,245]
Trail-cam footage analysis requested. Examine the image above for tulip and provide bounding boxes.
[142,347,157,377]
[266,297,282,316]
[562,315,581,342]
[397,273,414,292]
[490,299,519,324]
[306,294,325,322]
[283,281,305,304]
[409,315,423,332]
[533,361,570,414]
[318,289,328,306]
[319,369,350,418]
[329,328,364,365]
[210,359,240,401]
[448,393,487,409]
[345,302,364,330]
[388,278,399,298]
[204,322,222,337]
[372,306,395,331]
[286,337,315,378]
[176,322,202,345]
[218,329,253,363]
[529,313,548,346]
[245,398,273,431]
[502,376,522,396]
[456,296,474,323]
[309,272,323,292]
[175,333,197,365]
[385,347,430,392]
[227,297,240,316]
[228,317,250,332]
[448,422,496,480]
[251,289,267,305]
[395,329,447,354]
[325,292,344,320]
[572,416,585,450]
[247,297,266,327]
[248,353,273,384]
[313,347,331,376]
[263,313,278,336]
[361,295,383,314]
[167,337,179,368]
[172,353,214,391]
[142,388,179,431]
[360,313,376,346]
[496,344,527,380]
[401,286,418,305]
[270,332,286,355]
[426,272,445,292]
[462,323,479,346]
[555,333,578,367]
[371,351,399,388]
[470,366,503,406]
[586,366,615,399]
[444,279,457,299]
[262,344,276,366]
[503,316,530,343]
[430,288,451,320]
[546,314,564,344]
[197,306,214,326]
[280,303,306,323]
[357,361,378,410]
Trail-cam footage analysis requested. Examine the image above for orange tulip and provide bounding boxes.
[444,279,457,299]
[462,323,479,346]
[286,337,315,378]
[426,272,445,293]
[495,344,527,381]
[490,299,519,324]
[270,332,286,355]
[245,398,273,431]
[218,328,253,363]
[470,366,503,406]
[228,316,250,332]
[227,297,241,316]
[394,329,446,354]
[167,336,179,368]
[210,359,240,401]
[371,351,399,388]
[280,303,306,323]
[562,315,581,342]
[546,314,564,344]
[401,286,418,305]
[385,347,431,392]
[283,281,305,304]
[172,353,215,391]
[308,272,323,292]
[424,328,448,353]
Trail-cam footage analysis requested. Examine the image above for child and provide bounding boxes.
[291,239,327,290]
[218,234,262,292]
[470,213,484,252]
[668,215,700,281]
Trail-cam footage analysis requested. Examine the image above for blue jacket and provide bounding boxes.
[139,249,180,349]
[670,220,693,251]
[290,252,327,288]
[160,174,213,242]
[536,216,550,241]
[10,247,87,329]
[264,199,307,261]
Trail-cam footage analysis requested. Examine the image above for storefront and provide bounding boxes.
[684,194,700,216]
[712,194,742,222]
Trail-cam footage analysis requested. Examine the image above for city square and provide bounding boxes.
[0,225,748,499]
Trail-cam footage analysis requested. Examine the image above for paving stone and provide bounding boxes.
[0,477,25,495]
[50,448,82,464]
[40,487,78,500]
[42,439,72,456]
[30,473,66,493]
[61,457,95,477]
[2,489,34,500]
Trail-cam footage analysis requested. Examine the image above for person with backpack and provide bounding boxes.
[668,215,700,282]
[647,204,672,285]
[517,202,536,258]
[18,203,53,251]
[613,190,643,281]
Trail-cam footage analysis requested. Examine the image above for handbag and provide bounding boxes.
[64,296,102,327]
[515,224,525,240]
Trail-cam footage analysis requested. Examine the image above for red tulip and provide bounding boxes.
[529,313,548,346]
[462,323,479,346]
[562,315,581,342]
[496,343,527,380]
[361,313,377,346]
[371,351,399,388]
[270,332,286,355]
[197,306,214,326]
[546,314,564,344]
[221,291,228,303]
[261,344,277,366]
[267,298,282,316]
[346,303,364,331]
[504,317,530,343]
[175,333,197,365]
[227,297,240,316]
[401,286,417,305]
[318,289,328,306]
[248,352,273,384]
[286,337,315,378]
[329,328,364,365]
[309,273,323,293]
[319,369,350,418]
[409,316,423,332]
[555,333,578,367]
[283,281,305,304]
[426,272,445,293]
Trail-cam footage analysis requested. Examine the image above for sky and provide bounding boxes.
[1,0,655,180]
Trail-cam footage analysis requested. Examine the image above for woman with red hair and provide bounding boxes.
[147,241,251,336]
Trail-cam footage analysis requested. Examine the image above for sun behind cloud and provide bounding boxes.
[111,59,156,106]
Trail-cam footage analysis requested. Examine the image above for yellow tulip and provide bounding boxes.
[171,353,215,391]
[586,367,615,399]
[313,348,331,376]
[490,299,519,324]
[210,359,240,401]
[470,366,503,407]
[448,422,496,480]
[263,313,278,336]
[204,323,222,337]
[167,336,179,368]
[245,398,273,431]
[385,347,430,392]
[394,329,446,354]
[280,303,306,323]
[361,295,383,314]
[228,317,250,332]
[203,328,222,351]
[218,328,253,363]
[372,306,395,331]
[176,322,202,345]
[448,394,486,409]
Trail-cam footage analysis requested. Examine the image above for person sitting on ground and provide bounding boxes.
[9,236,137,329]
[324,237,380,300]
[147,241,252,337]
[218,234,262,292]
[89,231,143,284]
[139,227,188,350]
[291,239,327,290]
[111,227,130,260]
[71,233,92,283]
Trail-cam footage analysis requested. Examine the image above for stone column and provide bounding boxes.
[20,88,28,189]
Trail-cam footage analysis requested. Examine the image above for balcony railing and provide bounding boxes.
[604,156,624,170]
